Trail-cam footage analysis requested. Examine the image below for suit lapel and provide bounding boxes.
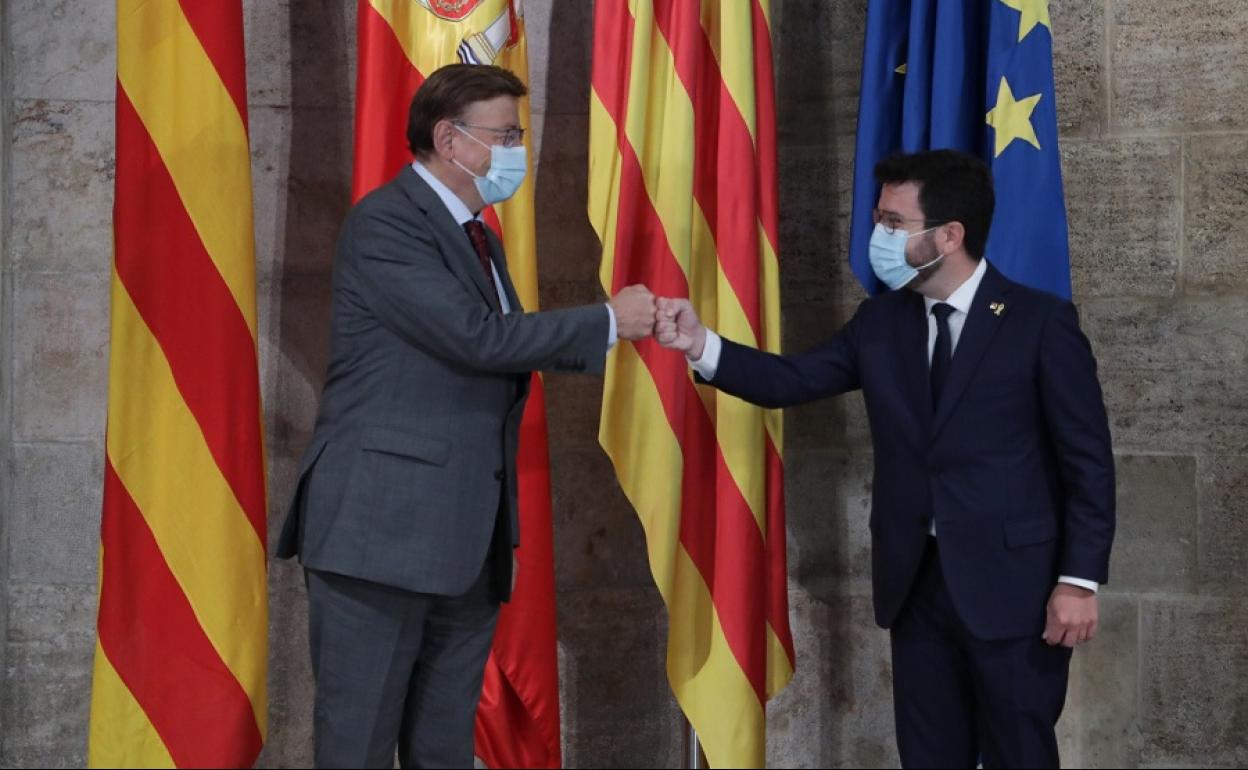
[484,225,523,313]
[398,167,500,309]
[483,224,532,401]
[895,290,932,439]
[930,262,1013,439]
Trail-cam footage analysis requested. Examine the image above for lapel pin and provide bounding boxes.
[989,302,1006,317]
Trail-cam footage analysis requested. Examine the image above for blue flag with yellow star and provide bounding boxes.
[848,0,1071,299]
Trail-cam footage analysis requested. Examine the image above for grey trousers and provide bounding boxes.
[305,561,500,769]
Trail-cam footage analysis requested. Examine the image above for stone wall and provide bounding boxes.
[0,0,10,755]
[2,1,1245,767]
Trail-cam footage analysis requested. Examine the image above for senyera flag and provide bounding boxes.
[90,0,268,766]
[588,1,796,766]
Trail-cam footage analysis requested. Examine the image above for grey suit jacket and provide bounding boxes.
[276,167,608,597]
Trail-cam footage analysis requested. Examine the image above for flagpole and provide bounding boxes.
[683,717,708,769]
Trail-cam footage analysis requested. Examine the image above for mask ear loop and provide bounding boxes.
[912,224,947,271]
[450,124,492,181]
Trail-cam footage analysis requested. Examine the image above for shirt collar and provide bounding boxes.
[924,257,988,316]
[412,160,482,226]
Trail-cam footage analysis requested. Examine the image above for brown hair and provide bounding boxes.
[407,63,527,157]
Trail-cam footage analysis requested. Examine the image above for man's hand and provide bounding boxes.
[655,297,708,359]
[610,285,657,341]
[1043,583,1098,648]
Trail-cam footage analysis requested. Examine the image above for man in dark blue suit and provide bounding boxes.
[655,150,1115,768]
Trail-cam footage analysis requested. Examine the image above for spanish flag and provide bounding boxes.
[354,2,560,766]
[589,1,794,766]
[89,0,267,767]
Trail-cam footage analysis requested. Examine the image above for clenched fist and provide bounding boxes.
[609,285,658,341]
[654,297,707,359]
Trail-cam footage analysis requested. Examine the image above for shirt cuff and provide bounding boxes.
[605,303,618,349]
[1058,576,1099,593]
[689,330,722,380]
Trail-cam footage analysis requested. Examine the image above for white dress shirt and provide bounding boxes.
[923,256,987,362]
[412,161,617,345]
[690,258,1096,592]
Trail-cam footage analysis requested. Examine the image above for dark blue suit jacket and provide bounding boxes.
[708,262,1115,640]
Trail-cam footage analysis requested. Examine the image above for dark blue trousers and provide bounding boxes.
[890,538,1073,768]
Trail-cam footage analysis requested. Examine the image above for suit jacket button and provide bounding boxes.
[494,469,505,481]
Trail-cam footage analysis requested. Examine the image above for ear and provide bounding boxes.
[941,220,966,253]
[432,119,457,161]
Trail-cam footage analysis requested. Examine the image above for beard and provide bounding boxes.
[904,232,944,291]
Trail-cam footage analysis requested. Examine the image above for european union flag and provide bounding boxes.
[848,0,1072,299]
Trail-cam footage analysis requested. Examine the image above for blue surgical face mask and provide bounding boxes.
[868,223,945,290]
[452,124,527,205]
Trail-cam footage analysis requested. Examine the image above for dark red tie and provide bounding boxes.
[463,220,499,309]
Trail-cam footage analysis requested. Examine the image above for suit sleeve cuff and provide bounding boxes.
[1058,575,1099,593]
[689,330,722,380]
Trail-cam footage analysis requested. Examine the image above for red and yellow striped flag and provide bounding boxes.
[589,1,794,766]
[88,1,267,767]
[354,2,560,766]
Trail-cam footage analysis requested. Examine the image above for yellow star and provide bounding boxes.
[999,0,1051,42]
[985,76,1042,157]
[895,62,907,74]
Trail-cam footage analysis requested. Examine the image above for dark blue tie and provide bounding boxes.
[930,303,955,409]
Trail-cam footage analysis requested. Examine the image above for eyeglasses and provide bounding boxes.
[872,208,946,236]
[453,121,526,148]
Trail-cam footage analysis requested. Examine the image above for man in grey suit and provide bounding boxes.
[276,64,657,768]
